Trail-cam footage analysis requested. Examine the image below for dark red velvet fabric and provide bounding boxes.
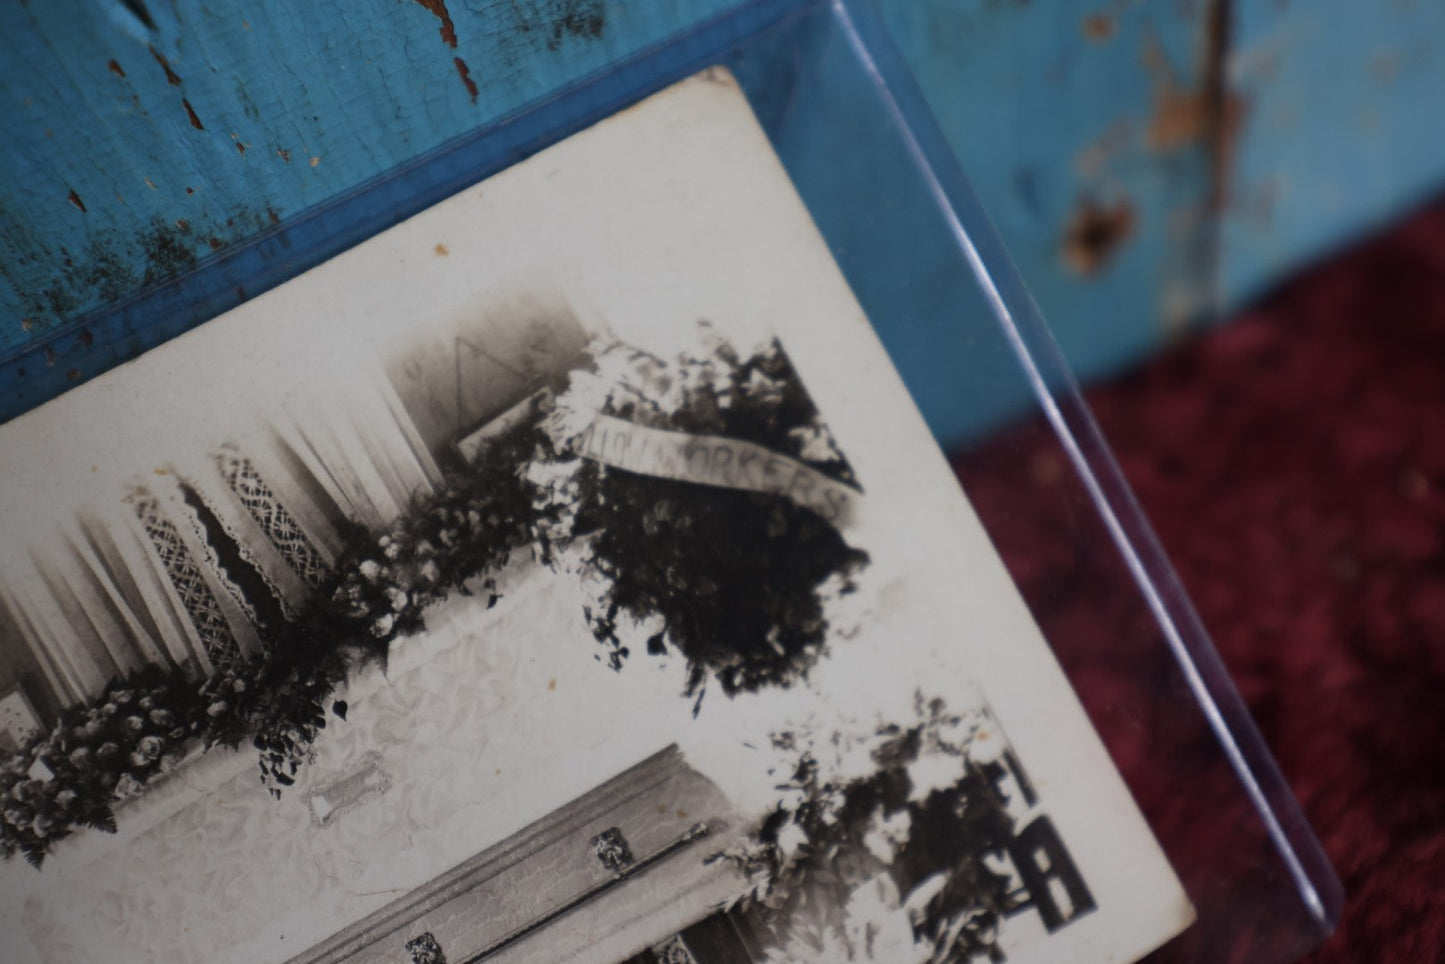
[958,201,1445,961]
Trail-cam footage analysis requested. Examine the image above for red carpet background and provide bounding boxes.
[956,199,1445,962]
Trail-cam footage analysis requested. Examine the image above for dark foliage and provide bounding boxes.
[562,339,869,699]
[732,704,1016,961]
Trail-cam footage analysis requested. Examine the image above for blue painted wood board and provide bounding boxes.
[1222,0,1445,308]
[0,0,1214,446]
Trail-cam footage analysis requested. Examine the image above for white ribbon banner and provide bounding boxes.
[572,413,859,528]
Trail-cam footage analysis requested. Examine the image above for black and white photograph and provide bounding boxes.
[0,70,1191,963]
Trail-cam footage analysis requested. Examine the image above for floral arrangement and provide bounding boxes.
[0,668,204,866]
[725,696,1017,962]
[0,332,869,866]
[536,331,869,703]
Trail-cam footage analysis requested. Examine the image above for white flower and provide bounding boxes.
[385,587,409,611]
[112,773,143,800]
[906,750,966,803]
[358,559,382,582]
[862,808,912,864]
[371,613,395,637]
[788,422,844,465]
[775,821,808,859]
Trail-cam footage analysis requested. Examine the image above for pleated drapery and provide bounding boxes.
[0,370,440,712]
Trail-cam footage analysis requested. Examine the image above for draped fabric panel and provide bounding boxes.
[128,484,261,675]
[0,368,443,714]
[271,376,442,532]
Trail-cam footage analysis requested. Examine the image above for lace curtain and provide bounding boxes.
[0,373,440,712]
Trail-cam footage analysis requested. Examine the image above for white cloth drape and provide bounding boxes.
[0,368,442,708]
[269,374,442,531]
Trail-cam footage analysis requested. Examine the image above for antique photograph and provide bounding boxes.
[0,70,1191,963]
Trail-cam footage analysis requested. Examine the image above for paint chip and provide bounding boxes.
[150,46,183,86]
[183,98,204,130]
[108,59,126,77]
[1082,14,1114,41]
[454,57,478,102]
[67,190,86,213]
[1063,198,1136,275]
[412,0,458,48]
[309,156,320,167]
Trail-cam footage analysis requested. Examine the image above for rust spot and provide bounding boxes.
[67,190,87,213]
[1141,7,1244,209]
[277,148,291,162]
[44,347,56,367]
[676,809,688,819]
[453,56,478,102]
[66,368,80,381]
[76,329,93,347]
[1082,14,1114,41]
[236,141,246,154]
[21,318,34,331]
[149,46,182,85]
[174,218,191,233]
[547,678,556,691]
[411,0,457,48]
[107,59,126,78]
[309,156,320,167]
[1148,88,1212,152]
[434,243,450,256]
[152,467,169,476]
[183,98,204,130]
[185,186,194,194]
[1063,198,1135,275]
[208,236,223,250]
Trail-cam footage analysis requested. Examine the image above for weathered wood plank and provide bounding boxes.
[1223,0,1445,307]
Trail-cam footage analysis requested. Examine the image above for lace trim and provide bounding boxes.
[215,447,330,591]
[170,480,263,631]
[132,491,240,674]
